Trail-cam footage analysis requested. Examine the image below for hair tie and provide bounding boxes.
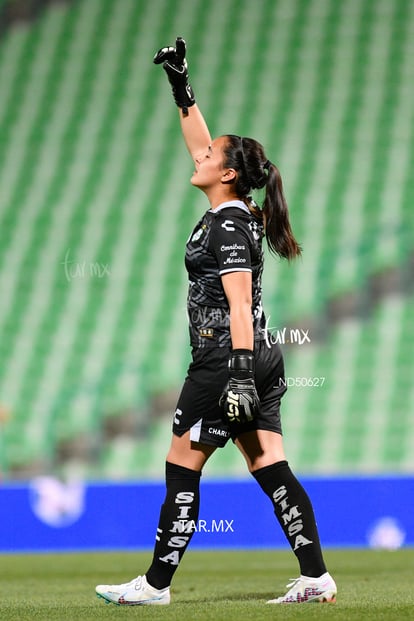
[263,160,271,170]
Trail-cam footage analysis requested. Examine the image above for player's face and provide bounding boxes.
[190,137,229,190]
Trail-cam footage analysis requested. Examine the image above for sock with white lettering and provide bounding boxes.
[145,461,201,589]
[252,460,327,577]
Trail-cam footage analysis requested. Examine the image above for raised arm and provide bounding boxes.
[154,37,211,159]
[179,105,211,160]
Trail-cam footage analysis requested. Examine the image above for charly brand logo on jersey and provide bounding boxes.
[221,219,235,232]
[174,408,183,425]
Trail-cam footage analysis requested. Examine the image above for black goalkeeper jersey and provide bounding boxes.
[185,200,267,348]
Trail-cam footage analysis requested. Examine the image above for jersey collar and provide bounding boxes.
[209,200,250,214]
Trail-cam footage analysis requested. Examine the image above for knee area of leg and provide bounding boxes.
[165,461,201,482]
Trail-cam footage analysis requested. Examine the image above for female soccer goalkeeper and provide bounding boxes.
[96,37,336,606]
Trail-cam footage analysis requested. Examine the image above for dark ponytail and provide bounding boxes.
[223,135,302,260]
[262,161,302,260]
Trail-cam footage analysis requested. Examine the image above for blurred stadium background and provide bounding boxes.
[0,0,413,484]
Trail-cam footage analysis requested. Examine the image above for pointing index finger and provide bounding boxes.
[175,37,186,64]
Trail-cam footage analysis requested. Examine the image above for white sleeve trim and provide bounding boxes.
[219,267,252,275]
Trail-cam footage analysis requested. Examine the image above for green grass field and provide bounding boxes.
[0,549,413,620]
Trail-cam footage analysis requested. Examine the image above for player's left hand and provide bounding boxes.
[153,37,195,113]
[153,36,186,70]
[220,350,260,424]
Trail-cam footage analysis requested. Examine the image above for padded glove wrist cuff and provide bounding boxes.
[170,79,195,114]
[229,350,255,375]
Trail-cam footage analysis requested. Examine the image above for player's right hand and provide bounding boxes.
[219,350,260,424]
[220,377,260,424]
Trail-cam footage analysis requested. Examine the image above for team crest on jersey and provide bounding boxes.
[191,224,207,242]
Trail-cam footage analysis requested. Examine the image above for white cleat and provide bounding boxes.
[267,572,337,604]
[96,574,170,606]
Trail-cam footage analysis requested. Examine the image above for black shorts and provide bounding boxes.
[173,340,287,448]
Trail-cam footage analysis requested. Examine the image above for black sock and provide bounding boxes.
[145,461,201,589]
[252,460,327,577]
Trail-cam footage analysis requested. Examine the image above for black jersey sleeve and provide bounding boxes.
[209,213,252,275]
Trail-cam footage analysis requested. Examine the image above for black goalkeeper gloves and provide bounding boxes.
[153,36,196,115]
[220,349,261,424]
